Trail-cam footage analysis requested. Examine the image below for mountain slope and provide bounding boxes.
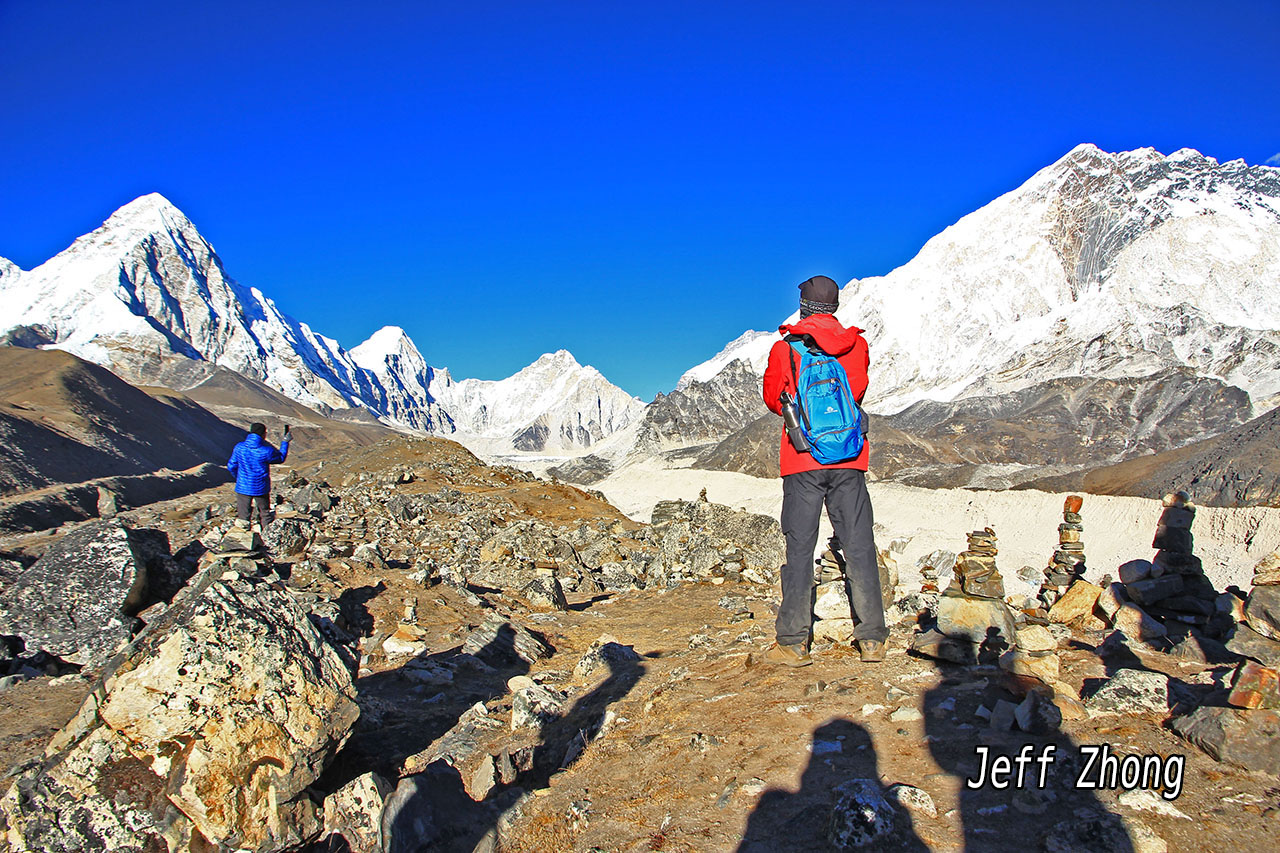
[0,347,244,496]
[1025,403,1280,506]
[0,197,641,452]
[681,145,1280,423]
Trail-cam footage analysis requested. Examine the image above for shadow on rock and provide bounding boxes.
[921,659,1143,853]
[379,647,647,853]
[738,719,929,853]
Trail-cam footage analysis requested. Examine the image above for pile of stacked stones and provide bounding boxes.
[914,528,1019,665]
[1106,492,1229,642]
[809,538,902,644]
[1038,495,1087,610]
[1171,547,1280,775]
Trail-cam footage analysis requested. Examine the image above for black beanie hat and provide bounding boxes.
[249,422,267,437]
[799,275,840,317]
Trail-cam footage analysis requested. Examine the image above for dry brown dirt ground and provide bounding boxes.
[2,438,1278,852]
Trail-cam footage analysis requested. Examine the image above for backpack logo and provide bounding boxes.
[787,339,866,465]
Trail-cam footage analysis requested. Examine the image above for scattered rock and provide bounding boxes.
[322,772,393,853]
[1048,580,1102,624]
[885,783,936,819]
[0,520,148,669]
[827,779,898,849]
[1227,660,1280,710]
[1085,669,1172,715]
[1044,811,1165,853]
[574,635,642,679]
[1112,603,1169,643]
[1170,706,1280,774]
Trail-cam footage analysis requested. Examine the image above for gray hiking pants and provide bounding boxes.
[235,492,271,524]
[776,468,887,646]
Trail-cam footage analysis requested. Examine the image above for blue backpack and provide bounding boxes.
[787,336,867,464]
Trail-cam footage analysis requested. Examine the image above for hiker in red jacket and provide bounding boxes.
[761,275,887,666]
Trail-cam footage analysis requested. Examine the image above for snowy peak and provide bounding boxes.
[351,325,420,370]
[676,330,775,390]
[680,144,1280,426]
[435,349,643,453]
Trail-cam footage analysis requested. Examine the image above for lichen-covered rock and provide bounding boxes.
[0,520,147,668]
[827,778,898,849]
[322,771,392,853]
[0,570,359,852]
[1245,584,1280,641]
[1085,669,1172,715]
[648,499,784,586]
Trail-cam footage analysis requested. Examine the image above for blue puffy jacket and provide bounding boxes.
[227,433,289,496]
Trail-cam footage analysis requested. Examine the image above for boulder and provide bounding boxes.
[936,590,1016,649]
[1171,706,1280,775]
[461,614,553,665]
[999,649,1060,682]
[1252,549,1280,586]
[814,581,852,621]
[1226,624,1280,668]
[520,574,568,611]
[322,772,392,853]
[0,520,148,668]
[827,779,898,849]
[1044,812,1165,853]
[1125,575,1184,607]
[0,570,359,852]
[1085,669,1172,715]
[574,635,642,679]
[1048,580,1102,624]
[1227,660,1280,710]
[1112,603,1168,642]
[511,684,567,733]
[814,618,855,644]
[1245,585,1280,641]
[263,516,313,556]
[911,628,979,665]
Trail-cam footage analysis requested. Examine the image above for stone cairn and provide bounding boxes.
[1114,492,1224,638]
[1038,495,1086,610]
[954,528,1004,600]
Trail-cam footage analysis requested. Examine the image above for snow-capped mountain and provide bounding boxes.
[0,195,639,450]
[350,326,454,432]
[0,193,412,419]
[433,350,644,453]
[684,145,1280,418]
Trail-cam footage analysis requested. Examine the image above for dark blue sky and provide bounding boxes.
[2,1,1278,400]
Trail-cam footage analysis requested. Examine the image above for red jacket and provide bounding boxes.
[762,313,870,477]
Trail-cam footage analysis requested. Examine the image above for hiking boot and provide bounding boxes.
[858,639,886,663]
[764,642,812,667]
[233,518,250,529]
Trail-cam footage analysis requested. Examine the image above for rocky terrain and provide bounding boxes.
[1,435,1279,852]
[692,368,1260,494]
[1029,403,1280,508]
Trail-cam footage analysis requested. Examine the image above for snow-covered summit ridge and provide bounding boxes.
[0,197,641,449]
[688,144,1280,416]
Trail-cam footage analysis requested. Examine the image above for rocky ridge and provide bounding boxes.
[2,438,1280,851]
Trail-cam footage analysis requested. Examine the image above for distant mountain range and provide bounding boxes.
[0,195,642,454]
[3,144,1279,503]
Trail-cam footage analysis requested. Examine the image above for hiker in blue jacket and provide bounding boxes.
[227,422,290,528]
